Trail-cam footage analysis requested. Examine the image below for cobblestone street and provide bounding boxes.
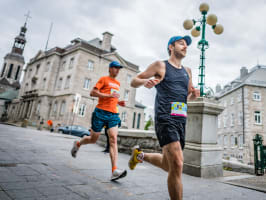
[0,124,265,200]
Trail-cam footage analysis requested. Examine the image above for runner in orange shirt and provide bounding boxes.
[71,61,126,181]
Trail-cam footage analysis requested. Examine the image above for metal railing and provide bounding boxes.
[253,134,266,175]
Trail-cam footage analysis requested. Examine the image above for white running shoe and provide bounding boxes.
[110,169,127,181]
[71,141,79,158]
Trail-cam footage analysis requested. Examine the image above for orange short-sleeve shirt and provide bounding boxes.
[94,76,120,113]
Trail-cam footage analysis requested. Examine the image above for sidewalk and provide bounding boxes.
[0,124,265,200]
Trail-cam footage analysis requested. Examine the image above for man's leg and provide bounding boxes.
[108,126,127,181]
[107,126,118,169]
[143,151,169,172]
[71,130,101,158]
[163,141,183,200]
[80,130,101,145]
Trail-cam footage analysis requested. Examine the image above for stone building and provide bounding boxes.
[216,65,266,165]
[7,32,145,129]
[0,19,28,118]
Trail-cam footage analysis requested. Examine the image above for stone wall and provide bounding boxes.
[97,129,161,154]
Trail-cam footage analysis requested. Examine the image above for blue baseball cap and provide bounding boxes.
[167,35,192,50]
[109,61,123,68]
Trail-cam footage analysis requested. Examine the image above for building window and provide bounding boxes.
[25,83,29,92]
[238,111,242,125]
[53,102,58,116]
[224,100,227,107]
[7,64,14,78]
[57,77,63,90]
[239,135,243,148]
[65,76,71,89]
[60,101,66,115]
[83,78,91,89]
[230,97,234,105]
[127,74,132,84]
[1,63,6,77]
[137,113,141,129]
[69,57,74,69]
[45,61,50,72]
[42,78,46,90]
[121,111,127,122]
[124,90,129,101]
[36,64,40,74]
[230,113,234,127]
[132,112,136,128]
[61,61,66,71]
[253,92,261,101]
[36,101,41,115]
[217,135,222,146]
[254,111,262,125]
[78,104,86,117]
[223,116,227,128]
[27,68,32,78]
[224,135,228,147]
[237,93,241,102]
[87,60,94,71]
[230,135,234,147]
[15,66,20,80]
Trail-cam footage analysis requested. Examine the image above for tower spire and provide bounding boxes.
[24,11,31,26]
[11,11,31,55]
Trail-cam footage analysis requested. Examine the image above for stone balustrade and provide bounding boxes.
[97,129,161,154]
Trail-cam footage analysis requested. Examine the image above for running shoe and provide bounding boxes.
[110,169,127,181]
[128,145,143,170]
[71,141,79,158]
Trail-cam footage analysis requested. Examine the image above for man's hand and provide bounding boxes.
[189,86,200,100]
[110,92,120,98]
[118,100,126,107]
[144,79,160,89]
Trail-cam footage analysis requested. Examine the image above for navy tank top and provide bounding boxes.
[155,60,189,122]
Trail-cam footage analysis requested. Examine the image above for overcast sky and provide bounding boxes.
[1,0,266,108]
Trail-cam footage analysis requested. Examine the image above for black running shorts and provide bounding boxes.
[155,117,186,149]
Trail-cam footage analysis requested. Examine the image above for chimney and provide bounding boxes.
[215,84,222,93]
[240,67,248,79]
[101,32,113,52]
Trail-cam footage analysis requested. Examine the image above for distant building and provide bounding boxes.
[0,19,28,118]
[7,32,145,129]
[216,65,266,165]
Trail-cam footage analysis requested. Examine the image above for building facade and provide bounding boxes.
[8,32,145,130]
[216,65,266,165]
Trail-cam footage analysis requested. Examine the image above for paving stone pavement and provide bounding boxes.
[0,124,266,200]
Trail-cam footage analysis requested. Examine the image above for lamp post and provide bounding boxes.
[183,3,224,96]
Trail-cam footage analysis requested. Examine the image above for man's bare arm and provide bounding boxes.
[131,61,164,88]
[90,88,119,98]
[185,67,200,100]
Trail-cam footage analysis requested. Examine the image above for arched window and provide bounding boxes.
[36,101,41,115]
[60,101,66,115]
[137,113,141,129]
[15,66,20,80]
[7,64,13,78]
[53,101,58,116]
[1,63,6,77]
[132,112,136,128]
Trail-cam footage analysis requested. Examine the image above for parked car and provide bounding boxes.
[58,125,90,137]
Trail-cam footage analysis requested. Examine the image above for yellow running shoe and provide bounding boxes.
[128,145,143,170]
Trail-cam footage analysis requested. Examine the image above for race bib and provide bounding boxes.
[171,102,187,117]
[111,88,119,94]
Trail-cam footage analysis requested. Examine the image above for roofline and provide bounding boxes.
[217,83,266,98]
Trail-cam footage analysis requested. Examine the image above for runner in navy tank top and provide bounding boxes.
[129,35,200,200]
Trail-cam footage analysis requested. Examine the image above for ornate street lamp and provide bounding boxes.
[183,3,223,97]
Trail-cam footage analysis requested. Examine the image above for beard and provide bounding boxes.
[173,49,186,59]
